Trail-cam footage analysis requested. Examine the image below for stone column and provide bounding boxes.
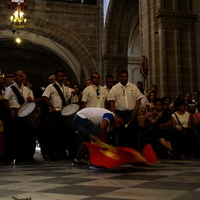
[139,0,198,98]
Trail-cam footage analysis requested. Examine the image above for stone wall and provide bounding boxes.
[139,0,198,98]
[0,0,103,86]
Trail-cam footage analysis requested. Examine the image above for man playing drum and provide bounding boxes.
[4,70,35,164]
[72,107,125,169]
[42,69,72,161]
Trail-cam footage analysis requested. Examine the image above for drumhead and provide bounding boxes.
[18,102,36,117]
[61,104,79,116]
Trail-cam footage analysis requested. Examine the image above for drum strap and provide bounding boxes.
[53,83,67,106]
[10,85,25,106]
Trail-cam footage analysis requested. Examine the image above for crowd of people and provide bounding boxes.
[0,69,200,166]
[137,87,200,160]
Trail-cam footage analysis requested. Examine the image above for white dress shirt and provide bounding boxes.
[4,82,34,109]
[42,81,71,111]
[108,82,143,111]
[81,85,109,108]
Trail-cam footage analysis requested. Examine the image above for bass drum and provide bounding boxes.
[61,104,80,125]
[18,102,41,129]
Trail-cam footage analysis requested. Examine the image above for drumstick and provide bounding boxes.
[18,87,33,115]
[18,100,28,116]
[124,107,140,128]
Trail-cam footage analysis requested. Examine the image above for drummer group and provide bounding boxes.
[0,69,140,164]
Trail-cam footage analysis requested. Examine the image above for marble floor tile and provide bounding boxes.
[1,156,200,200]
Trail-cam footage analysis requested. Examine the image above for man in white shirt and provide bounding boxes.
[81,72,109,109]
[108,69,144,150]
[4,70,35,163]
[72,107,124,167]
[42,69,71,160]
[104,74,114,92]
[49,74,56,84]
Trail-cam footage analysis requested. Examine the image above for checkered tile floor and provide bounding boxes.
[1,153,200,200]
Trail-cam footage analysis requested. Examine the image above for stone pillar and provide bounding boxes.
[139,0,198,98]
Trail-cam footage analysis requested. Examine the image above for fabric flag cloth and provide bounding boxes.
[84,142,159,169]
[142,143,159,163]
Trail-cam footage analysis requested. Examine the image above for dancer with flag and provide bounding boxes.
[72,107,158,169]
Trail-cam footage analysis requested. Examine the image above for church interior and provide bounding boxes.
[1,1,200,199]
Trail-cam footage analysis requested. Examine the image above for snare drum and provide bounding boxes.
[61,104,79,124]
[18,102,41,129]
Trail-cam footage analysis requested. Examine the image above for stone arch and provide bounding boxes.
[27,17,98,72]
[0,13,98,86]
[103,0,140,81]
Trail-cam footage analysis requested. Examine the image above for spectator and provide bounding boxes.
[81,72,109,109]
[171,98,198,159]
[149,98,174,159]
[147,92,156,111]
[108,69,143,150]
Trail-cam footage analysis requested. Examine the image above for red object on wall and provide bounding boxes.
[7,0,28,10]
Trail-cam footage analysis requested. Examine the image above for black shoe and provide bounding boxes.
[15,157,34,163]
[168,153,174,160]
[4,159,14,165]
[49,156,58,161]
[42,154,50,160]
[72,160,88,166]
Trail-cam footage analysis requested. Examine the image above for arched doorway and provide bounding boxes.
[103,0,140,83]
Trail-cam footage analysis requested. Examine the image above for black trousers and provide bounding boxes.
[111,110,139,150]
[48,111,68,159]
[4,113,36,163]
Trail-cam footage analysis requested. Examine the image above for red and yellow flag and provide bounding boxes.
[84,141,158,169]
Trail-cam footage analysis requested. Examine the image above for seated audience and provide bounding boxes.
[147,92,156,111]
[184,92,196,114]
[149,98,174,159]
[171,98,198,159]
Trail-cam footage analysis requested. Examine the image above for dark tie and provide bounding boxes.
[96,87,100,96]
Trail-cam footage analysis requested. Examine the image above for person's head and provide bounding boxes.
[174,98,185,111]
[49,74,56,84]
[193,91,200,101]
[151,84,157,93]
[136,81,144,94]
[112,114,125,128]
[154,98,164,112]
[184,104,191,113]
[148,92,156,101]
[161,96,171,108]
[0,76,6,85]
[137,106,146,116]
[23,74,31,87]
[196,102,200,113]
[169,103,175,113]
[66,80,72,88]
[85,79,92,87]
[105,74,114,89]
[14,70,24,86]
[63,75,68,86]
[91,72,100,86]
[184,92,192,103]
[55,69,65,84]
[119,70,128,86]
[73,84,80,93]
[175,94,181,100]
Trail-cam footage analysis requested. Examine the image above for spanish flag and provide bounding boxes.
[84,141,159,169]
